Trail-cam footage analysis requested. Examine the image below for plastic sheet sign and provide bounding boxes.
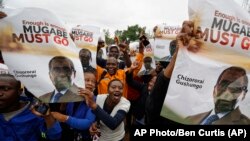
[154,24,181,40]
[71,25,101,68]
[153,24,181,62]
[161,0,250,124]
[71,25,100,48]
[0,7,84,103]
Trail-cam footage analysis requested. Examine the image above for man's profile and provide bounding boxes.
[39,56,83,103]
[186,66,250,125]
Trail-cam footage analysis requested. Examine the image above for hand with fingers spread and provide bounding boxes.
[118,43,128,53]
[128,60,140,74]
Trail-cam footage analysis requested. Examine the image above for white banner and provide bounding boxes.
[71,25,100,48]
[161,0,250,124]
[153,25,180,62]
[0,7,84,103]
[154,24,181,39]
[71,25,100,69]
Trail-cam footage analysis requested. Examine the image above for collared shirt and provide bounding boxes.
[50,89,68,103]
[2,102,30,121]
[201,109,230,125]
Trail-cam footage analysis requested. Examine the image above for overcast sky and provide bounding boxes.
[2,0,243,36]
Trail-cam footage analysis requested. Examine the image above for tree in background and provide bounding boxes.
[103,29,114,45]
[104,25,152,46]
[115,24,146,43]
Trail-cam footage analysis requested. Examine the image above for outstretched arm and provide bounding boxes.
[79,88,129,130]
[126,61,144,90]
[93,106,127,130]
[119,43,132,67]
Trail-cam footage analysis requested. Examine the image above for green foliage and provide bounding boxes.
[114,24,146,43]
[103,29,114,45]
[104,25,150,45]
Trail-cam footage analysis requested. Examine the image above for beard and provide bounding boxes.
[214,99,237,113]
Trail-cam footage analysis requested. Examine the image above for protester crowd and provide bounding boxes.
[0,10,249,141]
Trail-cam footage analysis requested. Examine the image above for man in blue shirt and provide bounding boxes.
[0,73,62,140]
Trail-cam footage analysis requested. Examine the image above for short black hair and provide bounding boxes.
[79,48,92,60]
[49,56,75,71]
[84,68,96,76]
[107,79,123,89]
[143,56,152,62]
[216,66,248,89]
[0,74,21,89]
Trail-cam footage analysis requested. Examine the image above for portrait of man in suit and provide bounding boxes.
[39,56,83,103]
[186,66,250,125]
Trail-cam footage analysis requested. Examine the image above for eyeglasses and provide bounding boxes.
[51,67,74,74]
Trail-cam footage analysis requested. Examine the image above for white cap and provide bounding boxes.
[0,63,9,74]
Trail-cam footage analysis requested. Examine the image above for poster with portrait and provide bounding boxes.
[161,0,250,124]
[153,24,181,62]
[137,39,156,79]
[71,25,100,70]
[0,7,84,103]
